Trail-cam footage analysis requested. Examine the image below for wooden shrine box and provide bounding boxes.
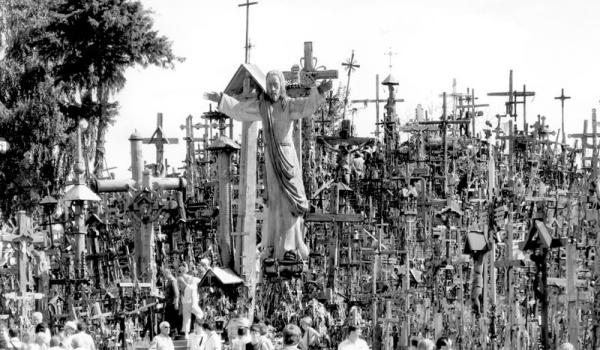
[199,267,243,291]
[223,63,266,98]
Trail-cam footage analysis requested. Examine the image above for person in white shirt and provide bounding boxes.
[337,326,368,350]
[61,321,78,350]
[178,265,204,338]
[149,322,174,350]
[201,323,221,350]
[71,321,95,350]
[188,320,206,350]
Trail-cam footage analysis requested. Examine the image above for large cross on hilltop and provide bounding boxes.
[239,0,258,64]
[142,113,179,177]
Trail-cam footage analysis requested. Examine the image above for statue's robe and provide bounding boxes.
[219,87,323,260]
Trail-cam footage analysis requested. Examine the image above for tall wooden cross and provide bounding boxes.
[1,212,44,317]
[554,89,571,144]
[142,113,179,177]
[283,42,338,166]
[419,92,470,194]
[180,115,206,199]
[455,88,489,137]
[487,70,535,131]
[352,75,386,140]
[341,50,360,119]
[238,0,258,64]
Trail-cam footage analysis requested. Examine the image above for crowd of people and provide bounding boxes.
[0,312,96,350]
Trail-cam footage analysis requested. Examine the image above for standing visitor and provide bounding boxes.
[188,320,206,350]
[162,268,180,335]
[337,326,368,350]
[246,325,267,350]
[202,323,221,350]
[149,322,174,350]
[71,322,95,350]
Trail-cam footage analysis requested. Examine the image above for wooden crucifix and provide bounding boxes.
[488,70,535,131]
[180,115,207,199]
[283,41,338,166]
[142,113,179,177]
[554,89,571,144]
[419,92,470,194]
[352,75,387,140]
[1,212,44,319]
[314,93,337,136]
[455,88,489,137]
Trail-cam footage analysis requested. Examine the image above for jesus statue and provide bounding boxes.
[206,70,332,261]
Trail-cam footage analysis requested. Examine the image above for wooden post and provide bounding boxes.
[208,136,240,268]
[565,233,579,348]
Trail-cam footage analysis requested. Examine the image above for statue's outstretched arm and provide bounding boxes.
[219,93,262,122]
[288,87,325,120]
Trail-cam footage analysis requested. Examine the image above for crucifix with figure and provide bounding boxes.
[206,42,336,265]
[142,113,179,177]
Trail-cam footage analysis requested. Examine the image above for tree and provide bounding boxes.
[0,0,180,215]
[0,0,73,216]
[38,0,182,178]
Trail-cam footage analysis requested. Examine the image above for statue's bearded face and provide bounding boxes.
[267,75,281,101]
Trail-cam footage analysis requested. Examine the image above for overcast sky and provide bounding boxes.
[106,0,600,178]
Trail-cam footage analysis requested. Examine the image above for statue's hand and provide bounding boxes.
[317,80,333,94]
[203,91,221,103]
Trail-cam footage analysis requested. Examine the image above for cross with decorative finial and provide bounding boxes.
[341,50,360,119]
[385,47,397,73]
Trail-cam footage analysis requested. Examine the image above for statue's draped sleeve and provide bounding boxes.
[218,93,262,122]
[287,87,325,120]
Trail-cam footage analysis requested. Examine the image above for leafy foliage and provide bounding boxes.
[0,0,180,216]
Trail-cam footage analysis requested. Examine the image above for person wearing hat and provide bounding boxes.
[150,322,174,350]
[298,317,320,350]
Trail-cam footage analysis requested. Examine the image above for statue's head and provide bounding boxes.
[265,70,287,103]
